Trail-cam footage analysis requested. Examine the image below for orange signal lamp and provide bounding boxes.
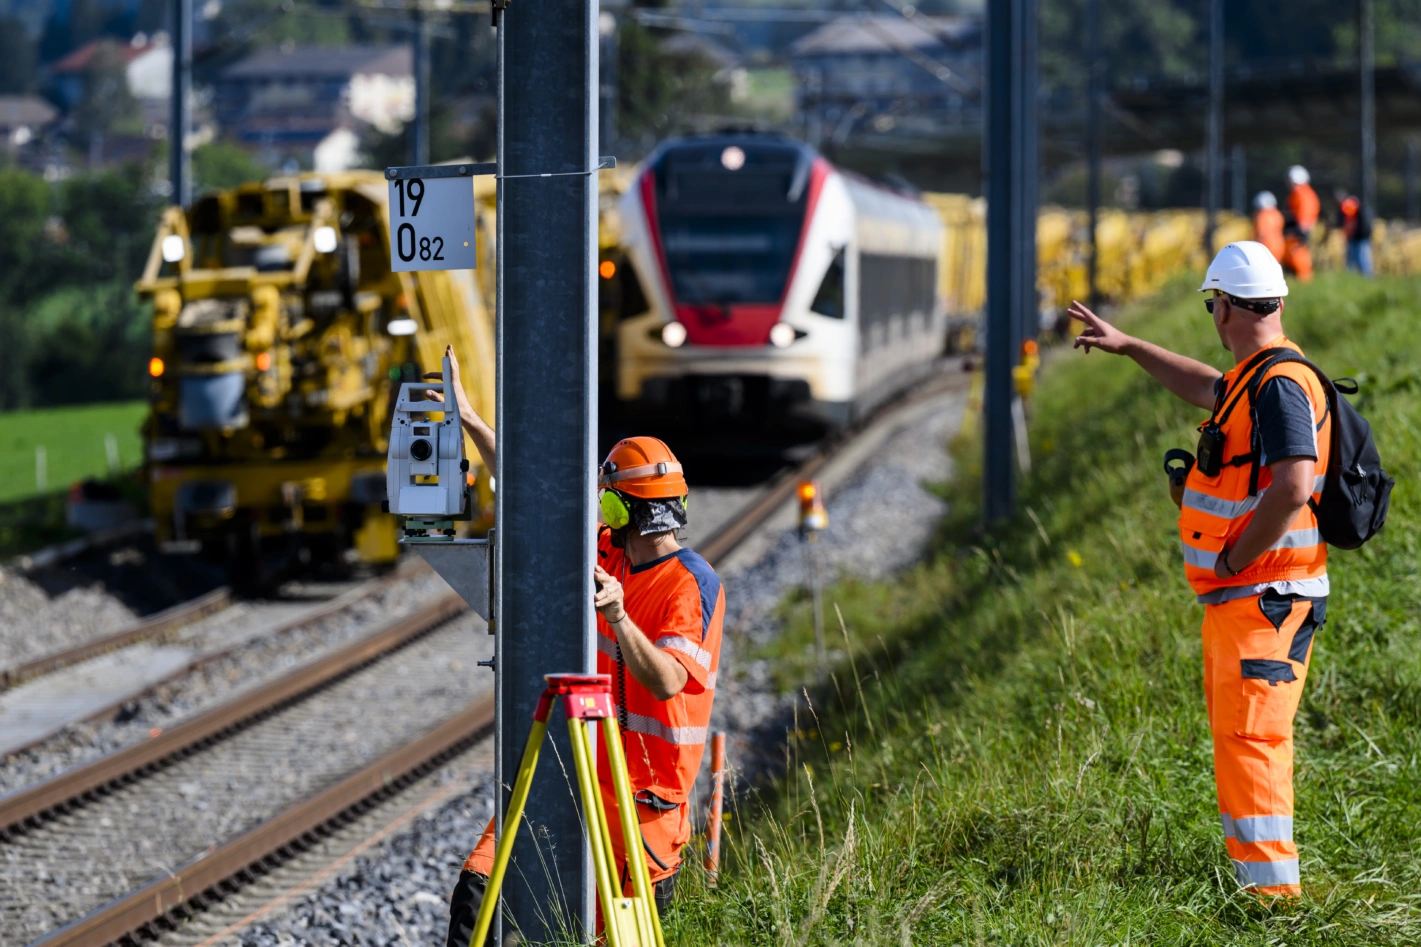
[1021,338,1039,356]
[599,259,617,279]
[148,357,165,378]
[797,479,828,532]
[255,351,272,371]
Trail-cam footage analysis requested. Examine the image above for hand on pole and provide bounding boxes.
[1069,300,1133,355]
[593,565,627,623]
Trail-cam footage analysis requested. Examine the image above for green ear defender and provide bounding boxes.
[601,489,631,529]
[599,491,689,530]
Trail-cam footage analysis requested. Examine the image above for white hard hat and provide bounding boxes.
[1253,190,1277,210]
[1199,241,1289,299]
[1288,165,1310,186]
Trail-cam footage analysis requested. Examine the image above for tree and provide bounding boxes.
[616,21,739,151]
[0,168,55,304]
[193,142,271,194]
[0,17,37,94]
[73,41,141,145]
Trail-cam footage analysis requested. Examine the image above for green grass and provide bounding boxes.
[0,401,146,504]
[665,272,1421,944]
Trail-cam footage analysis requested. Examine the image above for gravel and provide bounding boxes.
[159,385,967,946]
[0,568,461,794]
[0,567,138,670]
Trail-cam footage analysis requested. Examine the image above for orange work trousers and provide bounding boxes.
[1202,590,1325,897]
[1282,236,1313,282]
[464,780,687,893]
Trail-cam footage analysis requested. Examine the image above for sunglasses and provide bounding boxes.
[1204,294,1223,314]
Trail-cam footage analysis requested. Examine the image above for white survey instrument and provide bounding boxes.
[385,355,470,538]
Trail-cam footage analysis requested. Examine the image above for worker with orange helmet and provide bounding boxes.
[1339,193,1375,276]
[433,351,725,945]
[1252,191,1286,262]
[1282,166,1319,283]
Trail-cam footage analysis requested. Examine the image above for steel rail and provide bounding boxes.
[0,586,233,692]
[0,590,465,836]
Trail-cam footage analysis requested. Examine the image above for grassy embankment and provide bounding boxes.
[665,272,1421,944]
[0,401,146,556]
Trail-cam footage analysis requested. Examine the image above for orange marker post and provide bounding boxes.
[797,481,828,665]
[705,731,727,887]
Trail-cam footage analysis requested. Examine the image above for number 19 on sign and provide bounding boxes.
[386,175,478,273]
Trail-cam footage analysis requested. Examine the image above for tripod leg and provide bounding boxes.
[602,718,666,947]
[567,718,622,942]
[469,716,548,947]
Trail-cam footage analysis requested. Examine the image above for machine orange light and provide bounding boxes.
[797,481,817,502]
[797,479,827,532]
[148,357,165,377]
[599,259,617,279]
[255,351,272,371]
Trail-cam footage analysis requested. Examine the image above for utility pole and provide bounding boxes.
[1231,144,1246,214]
[170,0,191,206]
[494,0,599,941]
[1204,0,1222,253]
[1359,0,1377,222]
[1407,137,1420,222]
[412,5,429,166]
[1084,0,1102,310]
[599,11,618,152]
[984,0,1037,524]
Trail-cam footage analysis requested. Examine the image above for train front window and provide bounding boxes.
[653,140,811,305]
[660,217,802,304]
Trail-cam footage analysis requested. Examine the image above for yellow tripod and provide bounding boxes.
[471,673,667,947]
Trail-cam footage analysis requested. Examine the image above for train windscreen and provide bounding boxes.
[653,142,811,305]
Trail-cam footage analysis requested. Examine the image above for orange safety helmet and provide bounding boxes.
[597,436,687,499]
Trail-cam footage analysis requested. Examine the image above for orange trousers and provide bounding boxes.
[464,780,687,893]
[1202,590,1325,897]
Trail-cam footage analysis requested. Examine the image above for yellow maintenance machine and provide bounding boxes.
[136,172,497,587]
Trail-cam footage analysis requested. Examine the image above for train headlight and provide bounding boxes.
[387,318,418,336]
[313,226,339,254]
[161,235,186,263]
[721,146,746,171]
[661,322,688,348]
[769,323,796,348]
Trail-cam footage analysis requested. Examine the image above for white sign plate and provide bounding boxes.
[386,175,477,272]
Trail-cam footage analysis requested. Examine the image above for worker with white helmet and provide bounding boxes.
[1252,191,1285,262]
[1283,166,1320,281]
[1068,242,1333,899]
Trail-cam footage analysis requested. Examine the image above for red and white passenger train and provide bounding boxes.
[609,134,946,441]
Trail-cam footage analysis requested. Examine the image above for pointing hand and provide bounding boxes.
[1069,301,1133,356]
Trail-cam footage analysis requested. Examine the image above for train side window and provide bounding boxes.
[810,249,846,319]
[617,258,650,320]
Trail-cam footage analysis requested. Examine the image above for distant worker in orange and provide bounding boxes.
[1339,194,1375,276]
[1282,166,1319,283]
[429,352,725,945]
[1070,242,1333,899]
[1252,191,1286,262]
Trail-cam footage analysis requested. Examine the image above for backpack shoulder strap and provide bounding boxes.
[1213,347,1290,427]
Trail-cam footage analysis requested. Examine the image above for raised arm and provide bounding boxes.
[424,345,496,472]
[1069,301,1221,410]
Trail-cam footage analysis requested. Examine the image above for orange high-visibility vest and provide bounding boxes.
[594,526,724,806]
[1254,207,1286,261]
[1288,184,1320,233]
[1179,338,1331,596]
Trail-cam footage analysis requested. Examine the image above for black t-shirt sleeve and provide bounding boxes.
[1255,376,1319,465]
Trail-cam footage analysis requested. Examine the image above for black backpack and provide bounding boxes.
[1235,349,1393,550]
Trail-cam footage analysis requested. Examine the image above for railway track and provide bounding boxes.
[6,364,969,947]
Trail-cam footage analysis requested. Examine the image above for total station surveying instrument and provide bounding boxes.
[385,354,472,540]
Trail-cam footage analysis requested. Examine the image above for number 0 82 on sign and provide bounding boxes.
[386,176,478,272]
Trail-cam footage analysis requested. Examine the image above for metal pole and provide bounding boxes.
[1231,144,1246,214]
[169,0,191,206]
[1085,0,1101,310]
[413,6,429,166]
[1359,0,1377,220]
[599,12,618,152]
[1204,0,1222,253]
[985,0,1031,523]
[1017,0,1038,350]
[1407,137,1420,223]
[494,0,598,940]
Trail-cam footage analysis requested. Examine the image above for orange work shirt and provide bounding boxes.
[1288,184,1320,232]
[1254,207,1286,261]
[595,526,724,806]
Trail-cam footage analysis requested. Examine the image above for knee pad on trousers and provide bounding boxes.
[447,870,521,947]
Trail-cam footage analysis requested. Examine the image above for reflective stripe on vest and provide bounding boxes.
[1177,340,1330,596]
[615,705,708,746]
[596,632,717,689]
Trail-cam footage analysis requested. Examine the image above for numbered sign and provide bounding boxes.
[386,175,477,272]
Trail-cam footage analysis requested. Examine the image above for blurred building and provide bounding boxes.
[216,45,415,168]
[790,14,981,150]
[0,95,57,153]
[49,33,172,110]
